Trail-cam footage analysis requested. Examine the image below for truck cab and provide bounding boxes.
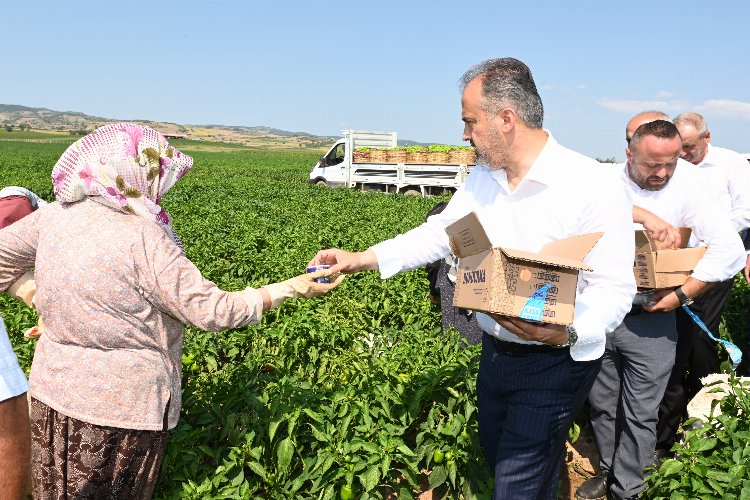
[311,139,348,187]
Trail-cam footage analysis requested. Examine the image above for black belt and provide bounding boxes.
[489,335,567,354]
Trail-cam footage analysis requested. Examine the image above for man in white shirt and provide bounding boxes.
[655,112,750,458]
[309,57,636,499]
[576,120,745,500]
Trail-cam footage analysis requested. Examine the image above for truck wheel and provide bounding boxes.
[403,188,421,196]
[316,180,328,186]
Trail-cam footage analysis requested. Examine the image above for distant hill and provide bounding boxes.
[0,105,430,149]
[0,105,340,150]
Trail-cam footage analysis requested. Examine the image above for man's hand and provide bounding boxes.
[637,207,681,249]
[308,248,378,275]
[489,314,569,345]
[642,288,680,313]
[745,254,750,284]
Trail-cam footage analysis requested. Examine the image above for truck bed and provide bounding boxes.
[349,162,472,188]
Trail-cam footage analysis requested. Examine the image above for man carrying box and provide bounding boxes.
[655,112,750,458]
[310,57,636,499]
[575,119,745,500]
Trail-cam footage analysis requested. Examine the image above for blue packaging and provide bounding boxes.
[306,264,330,283]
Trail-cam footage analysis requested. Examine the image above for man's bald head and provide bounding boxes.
[626,111,670,144]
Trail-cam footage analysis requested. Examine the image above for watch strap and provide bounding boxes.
[674,286,691,306]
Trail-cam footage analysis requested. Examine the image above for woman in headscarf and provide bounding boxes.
[0,123,342,499]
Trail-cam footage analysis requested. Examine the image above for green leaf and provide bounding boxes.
[691,438,718,452]
[230,468,244,487]
[147,166,160,181]
[246,461,265,478]
[396,444,416,456]
[660,458,685,476]
[428,464,448,490]
[358,464,381,492]
[269,419,282,442]
[707,470,733,483]
[303,408,325,424]
[276,437,294,473]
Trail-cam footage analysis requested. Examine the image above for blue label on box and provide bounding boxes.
[518,283,552,322]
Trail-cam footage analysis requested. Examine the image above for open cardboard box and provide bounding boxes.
[634,228,705,289]
[446,212,602,326]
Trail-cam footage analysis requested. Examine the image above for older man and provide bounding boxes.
[310,57,636,499]
[576,120,745,500]
[654,113,750,458]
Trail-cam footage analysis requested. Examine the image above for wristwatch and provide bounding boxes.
[674,286,693,306]
[555,324,578,348]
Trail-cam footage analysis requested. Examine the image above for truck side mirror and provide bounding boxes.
[319,156,327,167]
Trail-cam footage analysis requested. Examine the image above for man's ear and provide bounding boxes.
[494,107,516,133]
[626,147,633,164]
[704,131,711,143]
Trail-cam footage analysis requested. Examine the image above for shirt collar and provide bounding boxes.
[696,143,715,167]
[487,130,558,189]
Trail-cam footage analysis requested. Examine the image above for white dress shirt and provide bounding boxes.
[371,133,636,361]
[0,316,29,401]
[690,144,750,234]
[618,162,745,282]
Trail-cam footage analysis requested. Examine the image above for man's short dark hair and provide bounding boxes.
[459,58,544,129]
[629,120,680,148]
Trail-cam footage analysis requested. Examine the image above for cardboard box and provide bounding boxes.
[634,228,706,289]
[446,212,602,325]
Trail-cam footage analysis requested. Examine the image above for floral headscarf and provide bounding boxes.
[51,123,193,251]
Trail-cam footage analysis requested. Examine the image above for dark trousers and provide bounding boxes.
[477,333,601,500]
[656,278,734,451]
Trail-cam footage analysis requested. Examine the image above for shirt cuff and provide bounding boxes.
[236,287,265,326]
[370,242,403,279]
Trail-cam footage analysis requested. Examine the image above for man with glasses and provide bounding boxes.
[576,119,745,500]
[654,112,750,461]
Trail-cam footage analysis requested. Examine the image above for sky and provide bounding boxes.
[2,0,749,161]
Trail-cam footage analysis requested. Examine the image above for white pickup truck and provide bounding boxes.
[309,130,474,196]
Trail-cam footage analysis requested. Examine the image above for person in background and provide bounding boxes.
[655,112,750,460]
[309,57,635,499]
[424,201,482,345]
[0,317,30,500]
[0,186,47,499]
[740,230,750,376]
[576,119,745,500]
[0,123,343,500]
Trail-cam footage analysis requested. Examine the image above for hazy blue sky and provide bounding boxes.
[2,0,749,160]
